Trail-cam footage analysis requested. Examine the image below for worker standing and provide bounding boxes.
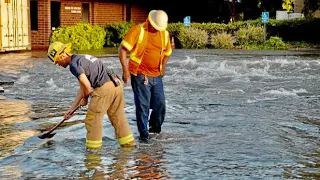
[118,10,173,142]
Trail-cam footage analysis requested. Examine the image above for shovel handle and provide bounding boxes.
[40,105,81,137]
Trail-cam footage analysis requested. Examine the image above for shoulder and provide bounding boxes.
[132,24,142,30]
[70,54,85,67]
[71,54,85,61]
[128,25,143,34]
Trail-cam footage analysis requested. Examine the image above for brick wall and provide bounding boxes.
[91,2,125,25]
[60,1,83,26]
[31,0,51,50]
[131,5,149,23]
[31,0,149,50]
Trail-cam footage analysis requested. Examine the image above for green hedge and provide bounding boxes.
[50,22,106,51]
[49,18,319,51]
[267,18,320,43]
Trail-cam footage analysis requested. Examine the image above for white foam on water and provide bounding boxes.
[16,75,31,84]
[262,88,308,97]
[45,78,65,93]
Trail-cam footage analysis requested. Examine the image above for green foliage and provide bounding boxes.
[166,23,186,48]
[167,23,184,37]
[210,32,235,49]
[105,21,133,47]
[235,25,264,45]
[286,41,313,48]
[264,36,287,49]
[192,23,232,34]
[177,27,208,49]
[50,23,106,51]
[50,18,317,51]
[268,18,320,43]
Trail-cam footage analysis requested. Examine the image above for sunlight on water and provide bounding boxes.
[0,100,38,159]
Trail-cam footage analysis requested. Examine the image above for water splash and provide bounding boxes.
[45,78,65,93]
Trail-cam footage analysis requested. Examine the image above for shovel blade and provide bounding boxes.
[38,132,56,139]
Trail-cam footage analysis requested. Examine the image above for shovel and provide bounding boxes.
[38,105,81,139]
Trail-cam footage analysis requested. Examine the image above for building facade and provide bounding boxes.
[30,0,151,50]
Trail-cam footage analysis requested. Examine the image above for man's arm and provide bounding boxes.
[64,73,92,119]
[71,73,92,108]
[118,44,130,84]
[161,55,170,76]
[161,32,173,76]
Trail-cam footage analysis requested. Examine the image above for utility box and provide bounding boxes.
[0,0,31,52]
[288,13,303,19]
[276,11,289,20]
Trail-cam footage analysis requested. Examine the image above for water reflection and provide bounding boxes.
[130,144,169,179]
[0,99,37,158]
[80,144,169,179]
[0,52,35,74]
[81,151,105,179]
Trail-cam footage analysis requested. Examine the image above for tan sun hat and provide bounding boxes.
[148,10,168,31]
[47,41,72,64]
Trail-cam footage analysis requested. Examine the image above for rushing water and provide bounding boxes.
[0,49,320,179]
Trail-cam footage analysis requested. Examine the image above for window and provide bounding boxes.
[30,0,38,30]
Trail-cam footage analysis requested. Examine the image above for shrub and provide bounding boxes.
[177,27,208,49]
[210,32,235,49]
[235,25,264,45]
[50,22,106,51]
[264,36,287,50]
[105,21,133,47]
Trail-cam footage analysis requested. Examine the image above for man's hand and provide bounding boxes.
[64,104,82,120]
[122,69,130,84]
[160,67,166,77]
[80,97,88,106]
[64,109,73,120]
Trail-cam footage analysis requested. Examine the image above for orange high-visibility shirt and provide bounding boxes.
[121,22,172,77]
[138,31,164,77]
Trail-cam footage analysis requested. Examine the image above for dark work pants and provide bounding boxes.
[131,74,166,140]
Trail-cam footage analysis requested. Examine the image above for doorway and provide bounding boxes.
[51,1,60,30]
[82,3,89,23]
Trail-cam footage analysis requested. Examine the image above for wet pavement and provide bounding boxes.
[1,48,320,179]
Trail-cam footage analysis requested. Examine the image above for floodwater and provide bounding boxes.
[1,49,320,179]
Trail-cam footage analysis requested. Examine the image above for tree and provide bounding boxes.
[260,0,283,17]
[303,0,320,18]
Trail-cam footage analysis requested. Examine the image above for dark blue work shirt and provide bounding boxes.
[69,54,111,88]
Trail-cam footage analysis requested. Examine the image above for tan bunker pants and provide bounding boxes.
[84,81,134,149]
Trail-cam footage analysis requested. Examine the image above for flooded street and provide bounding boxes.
[1,49,320,179]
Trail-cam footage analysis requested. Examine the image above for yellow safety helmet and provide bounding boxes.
[47,41,72,64]
[148,10,168,31]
